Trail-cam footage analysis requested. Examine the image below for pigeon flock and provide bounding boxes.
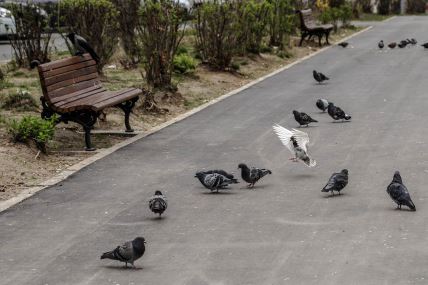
[67,32,418,269]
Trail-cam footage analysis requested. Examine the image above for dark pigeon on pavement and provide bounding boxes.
[101,237,146,268]
[388,42,397,49]
[327,102,351,122]
[398,40,408,48]
[197,169,235,180]
[67,32,100,63]
[195,172,238,192]
[338,42,348,48]
[378,40,384,49]
[313,70,329,84]
[386,171,416,211]
[421,43,428,48]
[293,110,318,127]
[238,163,271,188]
[322,169,348,196]
[149,191,167,217]
[410,38,417,45]
[316,99,330,112]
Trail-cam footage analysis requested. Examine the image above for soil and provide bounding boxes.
[0,29,360,201]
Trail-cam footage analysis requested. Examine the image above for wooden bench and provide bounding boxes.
[37,54,143,151]
[296,9,333,47]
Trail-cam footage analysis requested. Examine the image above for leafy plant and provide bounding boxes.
[339,4,353,27]
[173,54,196,74]
[194,0,242,70]
[138,0,187,88]
[111,0,141,68]
[2,89,39,111]
[7,1,53,68]
[267,0,295,49]
[8,115,57,153]
[61,0,120,73]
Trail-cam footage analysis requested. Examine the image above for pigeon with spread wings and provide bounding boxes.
[272,124,316,167]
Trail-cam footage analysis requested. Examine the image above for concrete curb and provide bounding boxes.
[0,26,372,213]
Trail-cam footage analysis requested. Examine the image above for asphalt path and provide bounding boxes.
[1,16,428,285]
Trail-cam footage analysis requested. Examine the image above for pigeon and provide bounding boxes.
[293,110,318,127]
[272,124,316,167]
[386,171,416,211]
[338,42,348,48]
[316,99,330,112]
[410,38,417,45]
[101,237,146,268]
[421,43,428,48]
[30,60,40,69]
[148,190,167,217]
[313,70,329,84]
[238,163,272,188]
[194,172,238,192]
[388,42,396,49]
[322,169,348,196]
[327,102,351,121]
[196,169,235,180]
[398,40,408,48]
[378,40,384,49]
[67,32,100,63]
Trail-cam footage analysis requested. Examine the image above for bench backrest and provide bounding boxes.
[297,9,316,30]
[37,54,100,104]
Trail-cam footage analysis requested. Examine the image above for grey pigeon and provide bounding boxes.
[421,43,428,48]
[386,171,416,211]
[313,70,329,84]
[238,163,272,188]
[30,60,40,69]
[272,125,316,167]
[293,110,318,127]
[196,169,235,180]
[410,38,417,45]
[322,169,348,196]
[327,102,351,121]
[149,190,167,217]
[378,40,384,49]
[67,32,100,63]
[338,42,348,48]
[316,99,329,112]
[101,237,146,268]
[398,40,408,48]
[195,172,238,192]
[388,42,396,49]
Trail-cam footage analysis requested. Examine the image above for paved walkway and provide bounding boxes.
[1,16,428,285]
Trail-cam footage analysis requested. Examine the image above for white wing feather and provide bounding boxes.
[272,124,294,154]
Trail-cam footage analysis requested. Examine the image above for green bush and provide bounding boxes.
[2,89,39,111]
[231,62,240,71]
[176,46,189,55]
[267,0,295,49]
[173,54,197,74]
[193,0,242,70]
[61,0,119,73]
[0,68,4,82]
[8,115,57,152]
[407,0,426,13]
[339,4,353,27]
[239,0,272,54]
[378,0,391,14]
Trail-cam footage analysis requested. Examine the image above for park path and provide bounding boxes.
[1,16,428,285]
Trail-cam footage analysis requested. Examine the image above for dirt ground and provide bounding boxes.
[0,29,359,201]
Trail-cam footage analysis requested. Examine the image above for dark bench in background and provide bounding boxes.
[296,9,333,47]
[37,54,143,151]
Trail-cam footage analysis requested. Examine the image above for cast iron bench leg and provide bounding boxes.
[117,97,139,133]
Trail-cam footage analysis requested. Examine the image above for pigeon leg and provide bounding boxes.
[125,262,128,268]
[331,191,335,196]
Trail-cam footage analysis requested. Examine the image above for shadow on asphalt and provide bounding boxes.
[102,265,144,271]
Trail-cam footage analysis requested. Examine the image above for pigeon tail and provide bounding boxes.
[344,114,352,120]
[406,200,416,211]
[308,159,317,167]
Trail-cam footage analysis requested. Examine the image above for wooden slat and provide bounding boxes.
[39,54,93,72]
[55,88,109,107]
[92,89,142,111]
[46,73,99,92]
[53,86,106,105]
[60,91,115,112]
[42,60,96,79]
[48,80,100,99]
[44,65,98,87]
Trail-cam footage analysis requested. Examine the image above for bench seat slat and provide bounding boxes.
[42,60,96,79]
[50,85,104,104]
[54,87,107,107]
[46,72,99,92]
[48,80,101,99]
[39,54,93,72]
[44,65,98,87]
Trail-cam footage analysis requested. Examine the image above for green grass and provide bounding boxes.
[355,13,392,21]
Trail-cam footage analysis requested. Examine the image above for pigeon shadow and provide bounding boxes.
[149,216,167,221]
[387,207,416,212]
[322,193,346,199]
[239,184,271,190]
[331,120,352,123]
[292,174,316,179]
[102,265,144,271]
[297,125,318,128]
[200,191,237,195]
